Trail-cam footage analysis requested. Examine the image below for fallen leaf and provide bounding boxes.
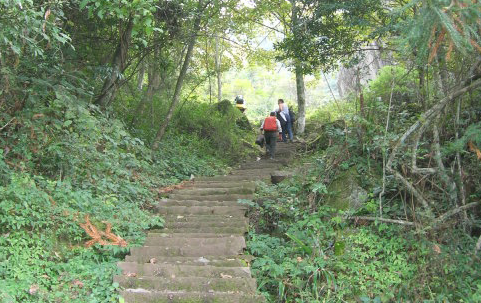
[433,244,441,254]
[32,113,45,119]
[220,273,233,279]
[126,272,137,277]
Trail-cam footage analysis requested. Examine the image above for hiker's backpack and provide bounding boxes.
[289,108,296,122]
[263,116,277,131]
[276,111,287,124]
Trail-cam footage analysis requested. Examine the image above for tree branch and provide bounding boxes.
[348,216,419,227]
[432,202,479,227]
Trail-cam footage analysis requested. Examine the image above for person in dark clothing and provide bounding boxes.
[277,99,293,142]
[260,111,282,159]
[276,110,288,142]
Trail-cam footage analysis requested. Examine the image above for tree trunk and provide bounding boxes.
[130,59,161,127]
[290,0,306,134]
[94,18,134,108]
[137,60,146,91]
[215,35,222,102]
[151,2,203,150]
[294,63,306,134]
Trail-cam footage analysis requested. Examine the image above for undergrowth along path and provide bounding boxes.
[116,143,299,303]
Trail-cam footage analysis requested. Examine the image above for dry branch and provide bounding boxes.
[387,76,481,216]
[432,202,480,227]
[476,234,481,255]
[79,215,127,247]
[468,141,481,160]
[349,216,419,227]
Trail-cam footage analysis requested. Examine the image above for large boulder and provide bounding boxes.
[325,166,367,210]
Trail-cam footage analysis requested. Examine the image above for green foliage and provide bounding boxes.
[169,100,257,162]
[0,93,227,300]
[247,132,481,301]
[248,203,418,302]
[275,0,384,73]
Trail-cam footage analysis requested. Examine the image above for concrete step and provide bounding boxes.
[161,214,248,223]
[183,181,255,188]
[162,220,248,229]
[146,233,242,238]
[166,194,252,201]
[124,255,248,267]
[155,206,246,216]
[114,276,257,293]
[196,175,269,182]
[120,290,265,303]
[130,238,245,257]
[239,160,282,168]
[117,262,251,278]
[143,236,245,249]
[159,200,247,208]
[158,226,248,235]
[228,170,277,176]
[171,187,254,195]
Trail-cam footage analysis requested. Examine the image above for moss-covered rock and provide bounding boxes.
[326,166,368,210]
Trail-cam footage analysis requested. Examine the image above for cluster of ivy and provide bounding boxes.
[0,92,240,301]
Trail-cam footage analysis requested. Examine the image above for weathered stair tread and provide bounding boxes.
[195,175,270,182]
[165,194,252,201]
[155,205,247,215]
[143,236,245,248]
[146,233,241,238]
[160,200,248,207]
[117,262,251,278]
[161,214,247,222]
[124,255,249,267]
[114,276,257,293]
[157,226,248,234]
[183,181,256,188]
[162,220,248,229]
[170,187,255,195]
[120,290,265,303]
[129,241,245,257]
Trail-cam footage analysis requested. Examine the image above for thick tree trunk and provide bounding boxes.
[215,35,222,102]
[290,0,306,134]
[151,2,203,150]
[294,63,306,134]
[94,19,134,108]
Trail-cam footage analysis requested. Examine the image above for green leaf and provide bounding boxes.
[79,0,90,9]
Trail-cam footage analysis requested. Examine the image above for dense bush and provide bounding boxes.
[169,100,257,162]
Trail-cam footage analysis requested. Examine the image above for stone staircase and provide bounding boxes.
[117,143,299,303]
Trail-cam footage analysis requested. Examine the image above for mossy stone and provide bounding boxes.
[326,166,368,210]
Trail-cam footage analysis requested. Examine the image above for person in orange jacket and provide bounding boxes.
[260,111,281,159]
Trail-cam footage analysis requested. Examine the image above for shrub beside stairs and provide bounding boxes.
[116,143,299,302]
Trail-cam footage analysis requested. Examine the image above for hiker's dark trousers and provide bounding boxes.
[264,131,277,158]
